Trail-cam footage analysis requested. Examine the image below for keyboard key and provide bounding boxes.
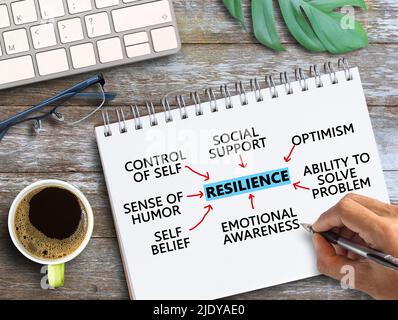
[97,37,123,63]
[0,5,10,29]
[0,0,181,90]
[124,32,148,46]
[112,0,172,33]
[11,0,38,25]
[58,18,84,44]
[151,26,178,52]
[126,43,151,58]
[31,23,57,49]
[70,43,96,68]
[96,0,119,8]
[85,12,111,38]
[3,29,30,54]
[39,0,65,19]
[36,49,69,75]
[67,0,92,14]
[0,55,35,85]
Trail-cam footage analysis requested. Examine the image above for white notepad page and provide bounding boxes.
[96,68,389,300]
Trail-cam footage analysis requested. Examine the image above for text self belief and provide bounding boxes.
[151,227,190,255]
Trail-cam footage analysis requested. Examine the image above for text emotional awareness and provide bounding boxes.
[221,207,300,245]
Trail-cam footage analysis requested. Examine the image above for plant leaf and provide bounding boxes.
[223,0,246,30]
[301,2,368,53]
[278,0,326,52]
[252,0,284,51]
[306,0,367,12]
[222,0,369,54]
[279,0,368,53]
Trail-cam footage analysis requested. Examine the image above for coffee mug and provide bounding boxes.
[8,180,94,288]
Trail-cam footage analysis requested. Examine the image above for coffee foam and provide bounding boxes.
[14,187,88,260]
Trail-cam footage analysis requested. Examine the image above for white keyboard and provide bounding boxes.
[0,0,181,90]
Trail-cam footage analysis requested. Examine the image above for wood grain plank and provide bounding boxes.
[226,276,371,300]
[174,0,396,44]
[0,238,129,300]
[0,107,397,172]
[0,44,396,107]
[0,0,396,301]
[1,170,398,239]
[0,237,370,300]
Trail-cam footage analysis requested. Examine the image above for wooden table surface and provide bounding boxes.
[0,0,397,300]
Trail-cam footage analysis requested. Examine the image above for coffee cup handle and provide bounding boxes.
[48,264,65,288]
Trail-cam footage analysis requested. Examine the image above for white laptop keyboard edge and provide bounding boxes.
[0,0,181,90]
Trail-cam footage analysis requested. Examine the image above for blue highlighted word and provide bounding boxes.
[204,168,291,201]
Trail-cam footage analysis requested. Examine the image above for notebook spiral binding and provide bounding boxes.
[101,58,353,137]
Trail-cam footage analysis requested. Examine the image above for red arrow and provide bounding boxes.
[186,191,204,199]
[248,193,255,209]
[238,155,247,168]
[189,204,214,231]
[293,181,310,191]
[284,145,296,162]
[185,165,210,181]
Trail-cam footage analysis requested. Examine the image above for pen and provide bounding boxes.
[301,223,398,272]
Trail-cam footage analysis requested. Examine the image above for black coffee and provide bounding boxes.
[14,186,88,260]
[29,187,82,240]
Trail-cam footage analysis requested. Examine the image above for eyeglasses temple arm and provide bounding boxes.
[0,74,108,133]
[75,92,117,100]
[56,74,105,96]
[0,89,114,132]
[0,126,10,142]
[0,92,75,130]
[31,74,106,106]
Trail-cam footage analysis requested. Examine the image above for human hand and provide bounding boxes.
[312,193,398,299]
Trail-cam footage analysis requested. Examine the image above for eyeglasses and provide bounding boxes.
[0,74,116,141]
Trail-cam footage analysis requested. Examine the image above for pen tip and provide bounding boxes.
[300,223,313,233]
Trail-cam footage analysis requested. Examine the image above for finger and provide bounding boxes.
[312,196,386,250]
[346,250,361,260]
[333,244,347,257]
[337,227,359,257]
[313,234,374,294]
[332,227,368,259]
[327,226,366,258]
[312,233,360,280]
[344,193,394,217]
[351,233,368,247]
[331,227,340,234]
[330,228,348,256]
[337,226,356,240]
[346,233,366,260]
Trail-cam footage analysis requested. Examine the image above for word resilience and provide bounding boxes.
[204,168,291,201]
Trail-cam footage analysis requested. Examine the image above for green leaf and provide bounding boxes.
[252,0,284,51]
[222,0,369,54]
[301,2,368,53]
[278,0,326,52]
[223,0,246,30]
[306,0,367,12]
[279,0,368,53]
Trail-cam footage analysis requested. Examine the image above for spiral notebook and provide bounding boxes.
[95,61,389,300]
